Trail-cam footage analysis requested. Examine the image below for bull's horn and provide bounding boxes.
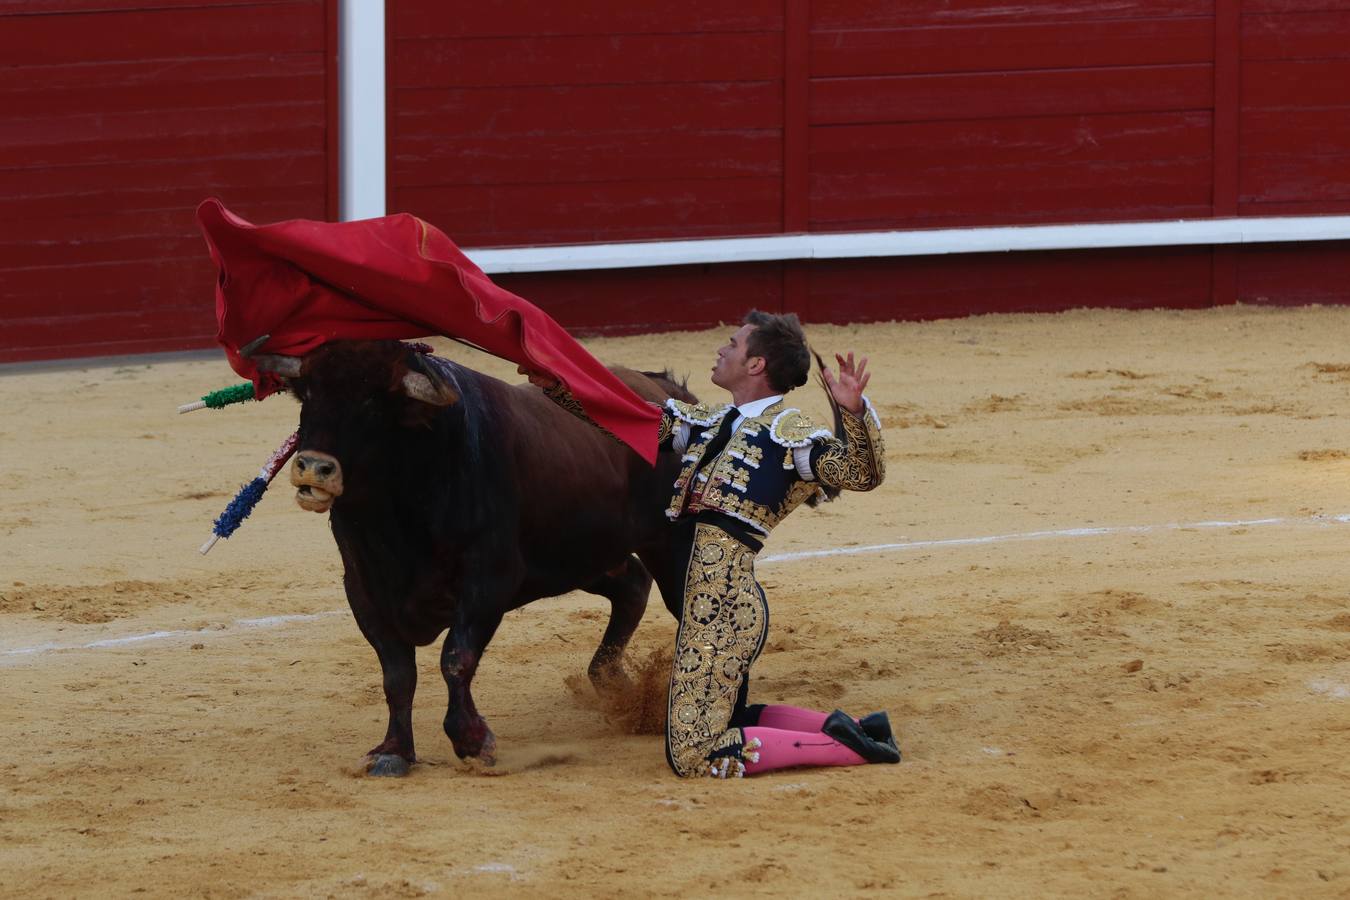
[402,372,459,406]
[239,334,271,358]
[252,354,305,378]
[402,354,460,406]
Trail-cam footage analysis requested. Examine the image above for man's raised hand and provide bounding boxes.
[820,351,870,417]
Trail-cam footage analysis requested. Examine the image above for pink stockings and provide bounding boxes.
[739,726,866,774]
[754,704,835,733]
[728,705,866,775]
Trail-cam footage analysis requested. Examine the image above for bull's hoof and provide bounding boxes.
[477,731,498,767]
[364,753,412,777]
[589,666,636,699]
[452,728,498,768]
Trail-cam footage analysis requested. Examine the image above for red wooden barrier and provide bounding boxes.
[6,1,1350,363]
[0,0,336,363]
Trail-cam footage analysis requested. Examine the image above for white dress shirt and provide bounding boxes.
[672,394,822,481]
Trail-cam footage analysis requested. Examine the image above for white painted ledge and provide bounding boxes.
[463,215,1350,275]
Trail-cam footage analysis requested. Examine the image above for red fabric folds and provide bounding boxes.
[196,198,659,464]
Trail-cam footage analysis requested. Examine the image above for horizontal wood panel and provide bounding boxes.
[2,63,323,121]
[390,0,782,38]
[0,198,322,271]
[0,4,320,65]
[812,18,1211,78]
[1241,154,1350,204]
[1238,241,1350,305]
[492,263,785,336]
[802,248,1214,322]
[1238,198,1350,214]
[3,0,305,14]
[392,131,780,187]
[811,0,1212,30]
[1243,108,1350,156]
[0,307,218,365]
[392,83,782,137]
[0,1,330,364]
[811,161,1214,230]
[0,157,326,218]
[0,234,205,275]
[1242,0,1350,12]
[395,178,783,247]
[0,115,324,172]
[1242,59,1350,107]
[1243,11,1350,60]
[811,65,1213,125]
[812,111,1213,226]
[393,33,781,88]
[813,111,1211,169]
[1,254,214,317]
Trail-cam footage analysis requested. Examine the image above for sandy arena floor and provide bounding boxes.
[2,305,1349,898]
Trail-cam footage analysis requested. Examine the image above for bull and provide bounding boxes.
[253,339,690,775]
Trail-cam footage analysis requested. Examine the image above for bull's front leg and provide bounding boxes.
[440,605,503,765]
[346,576,418,776]
[362,639,417,777]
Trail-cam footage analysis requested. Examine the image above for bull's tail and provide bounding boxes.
[805,349,843,507]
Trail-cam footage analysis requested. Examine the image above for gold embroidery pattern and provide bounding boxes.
[769,408,833,448]
[668,399,733,428]
[656,411,673,445]
[729,444,763,469]
[666,456,702,520]
[687,454,823,536]
[814,409,886,491]
[664,411,731,520]
[666,523,767,778]
[542,382,622,445]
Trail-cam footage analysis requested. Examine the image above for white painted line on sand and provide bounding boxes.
[3,513,1344,662]
[757,515,1303,564]
[0,611,346,662]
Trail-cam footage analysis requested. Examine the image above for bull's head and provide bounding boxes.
[251,340,460,514]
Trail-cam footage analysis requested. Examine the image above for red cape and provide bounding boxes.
[197,199,659,464]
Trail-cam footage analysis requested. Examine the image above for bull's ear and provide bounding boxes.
[402,355,459,406]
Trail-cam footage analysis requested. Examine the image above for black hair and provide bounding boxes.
[743,310,810,393]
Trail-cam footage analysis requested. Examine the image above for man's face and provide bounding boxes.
[711,323,762,390]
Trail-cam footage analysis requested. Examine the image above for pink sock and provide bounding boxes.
[740,726,866,775]
[755,704,835,732]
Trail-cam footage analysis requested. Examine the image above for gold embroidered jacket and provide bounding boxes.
[661,398,885,537]
[541,384,885,538]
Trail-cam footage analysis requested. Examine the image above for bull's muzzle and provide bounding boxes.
[290,451,343,512]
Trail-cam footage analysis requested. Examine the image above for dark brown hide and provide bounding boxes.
[283,341,689,773]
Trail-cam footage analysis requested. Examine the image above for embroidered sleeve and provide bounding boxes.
[670,418,692,453]
[544,381,681,449]
[808,397,885,491]
[656,408,690,451]
[542,381,623,445]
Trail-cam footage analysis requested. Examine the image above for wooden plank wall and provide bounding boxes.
[387,0,787,247]
[795,0,1222,320]
[0,0,335,363]
[392,0,1350,332]
[1237,0,1350,305]
[400,1,1220,328]
[6,2,1350,360]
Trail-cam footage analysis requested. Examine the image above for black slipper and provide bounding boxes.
[823,709,901,764]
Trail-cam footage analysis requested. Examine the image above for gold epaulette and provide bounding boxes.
[767,408,833,448]
[667,398,733,427]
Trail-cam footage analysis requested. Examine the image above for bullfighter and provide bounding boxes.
[526,310,900,779]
